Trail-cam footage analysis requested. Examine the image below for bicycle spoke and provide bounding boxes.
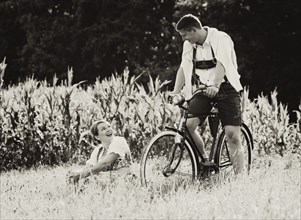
[141,131,198,187]
[173,171,195,177]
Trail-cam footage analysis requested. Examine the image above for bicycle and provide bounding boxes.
[140,89,254,187]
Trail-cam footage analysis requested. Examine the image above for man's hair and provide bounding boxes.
[176,14,202,31]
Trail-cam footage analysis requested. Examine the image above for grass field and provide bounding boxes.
[1,154,300,219]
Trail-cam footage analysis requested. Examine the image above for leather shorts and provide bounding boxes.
[188,82,242,126]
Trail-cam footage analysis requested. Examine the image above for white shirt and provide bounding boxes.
[180,27,243,99]
[86,136,132,170]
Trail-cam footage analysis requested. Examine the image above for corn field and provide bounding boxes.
[0,60,300,171]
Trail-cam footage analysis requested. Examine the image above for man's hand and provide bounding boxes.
[167,91,179,103]
[205,86,219,98]
[168,90,179,97]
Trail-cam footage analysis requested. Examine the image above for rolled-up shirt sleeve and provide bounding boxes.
[180,41,193,76]
[216,36,232,69]
[215,35,236,73]
[180,41,194,98]
[215,35,243,91]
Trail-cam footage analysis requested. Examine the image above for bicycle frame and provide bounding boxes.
[164,99,222,175]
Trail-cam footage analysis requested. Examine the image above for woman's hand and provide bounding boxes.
[67,171,81,184]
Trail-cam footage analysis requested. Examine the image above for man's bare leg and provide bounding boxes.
[186,117,208,159]
[224,125,245,174]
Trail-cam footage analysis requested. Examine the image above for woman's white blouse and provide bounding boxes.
[86,136,132,170]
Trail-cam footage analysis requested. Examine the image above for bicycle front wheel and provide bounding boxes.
[140,130,199,187]
[215,124,252,176]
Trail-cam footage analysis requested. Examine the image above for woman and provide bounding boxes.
[68,120,132,184]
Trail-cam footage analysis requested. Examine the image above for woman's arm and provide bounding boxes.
[78,153,119,180]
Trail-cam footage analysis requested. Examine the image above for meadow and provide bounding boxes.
[1,63,301,219]
[1,155,300,219]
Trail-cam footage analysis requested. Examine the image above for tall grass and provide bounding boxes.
[0,155,300,219]
[0,66,300,171]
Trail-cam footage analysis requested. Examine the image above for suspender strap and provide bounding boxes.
[192,47,199,87]
[96,146,104,162]
[192,47,196,75]
[192,44,216,87]
[210,45,215,58]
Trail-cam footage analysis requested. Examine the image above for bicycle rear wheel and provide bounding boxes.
[215,124,252,176]
[140,130,199,187]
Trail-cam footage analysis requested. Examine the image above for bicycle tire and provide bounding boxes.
[215,124,252,175]
[140,130,199,187]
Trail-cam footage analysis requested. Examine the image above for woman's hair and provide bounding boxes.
[78,120,109,146]
[176,14,202,32]
[90,119,109,137]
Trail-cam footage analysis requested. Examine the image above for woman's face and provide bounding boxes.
[95,121,114,142]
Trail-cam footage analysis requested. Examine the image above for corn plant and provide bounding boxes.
[0,64,300,171]
[242,89,301,156]
[0,57,6,89]
[86,69,178,158]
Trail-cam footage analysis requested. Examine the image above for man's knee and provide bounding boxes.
[225,126,240,145]
[186,118,200,132]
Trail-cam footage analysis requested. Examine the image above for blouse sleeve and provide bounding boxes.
[106,137,130,158]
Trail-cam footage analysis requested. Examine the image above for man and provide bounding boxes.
[171,14,244,174]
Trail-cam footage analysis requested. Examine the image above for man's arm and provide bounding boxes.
[171,67,185,94]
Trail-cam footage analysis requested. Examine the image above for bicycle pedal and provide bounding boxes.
[162,166,174,177]
[201,161,218,168]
